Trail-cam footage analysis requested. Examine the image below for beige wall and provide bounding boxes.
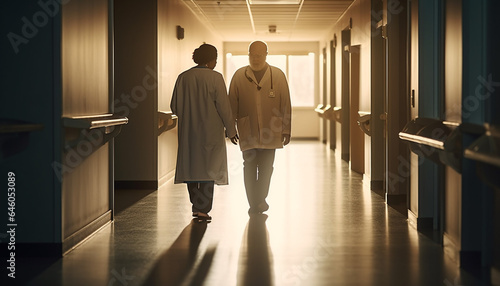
[157,0,223,185]
[61,0,110,239]
[61,0,109,117]
[321,0,372,176]
[444,0,463,252]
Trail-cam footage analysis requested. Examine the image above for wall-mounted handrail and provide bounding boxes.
[314,104,325,116]
[322,105,333,120]
[357,111,371,136]
[399,133,445,150]
[62,114,128,151]
[463,123,500,190]
[399,117,462,172]
[464,123,500,168]
[315,105,340,122]
[0,122,44,133]
[158,111,178,136]
[63,114,128,130]
[333,107,342,123]
[314,104,329,117]
[314,104,332,119]
[1,119,44,158]
[399,118,453,150]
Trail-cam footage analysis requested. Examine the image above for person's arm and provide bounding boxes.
[228,71,239,122]
[170,76,180,115]
[214,73,238,144]
[227,71,241,145]
[279,69,292,145]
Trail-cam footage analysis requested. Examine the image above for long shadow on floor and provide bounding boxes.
[143,219,216,286]
[115,189,156,215]
[237,214,274,286]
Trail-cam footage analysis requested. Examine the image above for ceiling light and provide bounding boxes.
[249,0,302,4]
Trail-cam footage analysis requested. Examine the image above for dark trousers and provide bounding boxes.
[187,181,214,213]
[242,149,276,209]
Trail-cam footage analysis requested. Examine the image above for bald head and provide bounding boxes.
[248,41,268,71]
[249,41,267,53]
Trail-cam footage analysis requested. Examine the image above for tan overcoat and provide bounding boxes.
[171,67,237,185]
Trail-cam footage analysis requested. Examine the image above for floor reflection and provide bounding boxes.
[143,219,214,286]
[23,141,490,285]
[237,214,274,286]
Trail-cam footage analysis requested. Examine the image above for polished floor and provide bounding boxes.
[23,141,488,285]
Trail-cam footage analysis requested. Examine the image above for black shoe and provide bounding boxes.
[257,201,269,212]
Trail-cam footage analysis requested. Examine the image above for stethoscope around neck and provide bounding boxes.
[245,65,273,91]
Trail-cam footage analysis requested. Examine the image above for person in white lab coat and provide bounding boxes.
[228,41,292,215]
[171,43,238,221]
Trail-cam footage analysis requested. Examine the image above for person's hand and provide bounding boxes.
[230,133,239,145]
[282,134,290,146]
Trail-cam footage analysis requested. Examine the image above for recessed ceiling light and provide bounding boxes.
[249,0,302,4]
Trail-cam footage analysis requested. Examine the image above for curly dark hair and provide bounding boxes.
[192,44,217,65]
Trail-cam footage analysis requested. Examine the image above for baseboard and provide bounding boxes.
[408,209,433,231]
[443,233,460,265]
[334,148,341,158]
[291,137,320,141]
[0,211,112,258]
[115,180,158,190]
[63,210,112,255]
[362,174,371,190]
[460,250,482,271]
[371,180,384,197]
[386,193,406,204]
[492,266,500,285]
[386,192,406,205]
[443,233,483,269]
[158,169,175,188]
[371,180,383,191]
[0,242,63,257]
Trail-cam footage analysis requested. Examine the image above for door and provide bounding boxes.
[322,47,327,144]
[350,45,364,174]
[341,28,351,162]
[330,37,337,150]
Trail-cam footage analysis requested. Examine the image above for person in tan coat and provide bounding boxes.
[228,41,292,215]
[171,44,238,221]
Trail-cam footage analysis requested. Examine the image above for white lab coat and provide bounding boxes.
[171,66,237,185]
[228,65,292,151]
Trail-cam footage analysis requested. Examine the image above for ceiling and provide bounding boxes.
[181,0,354,42]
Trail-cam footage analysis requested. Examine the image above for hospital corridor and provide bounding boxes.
[1,0,500,285]
[18,142,488,285]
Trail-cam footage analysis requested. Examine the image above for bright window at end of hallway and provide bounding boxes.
[288,53,315,107]
[225,52,315,107]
